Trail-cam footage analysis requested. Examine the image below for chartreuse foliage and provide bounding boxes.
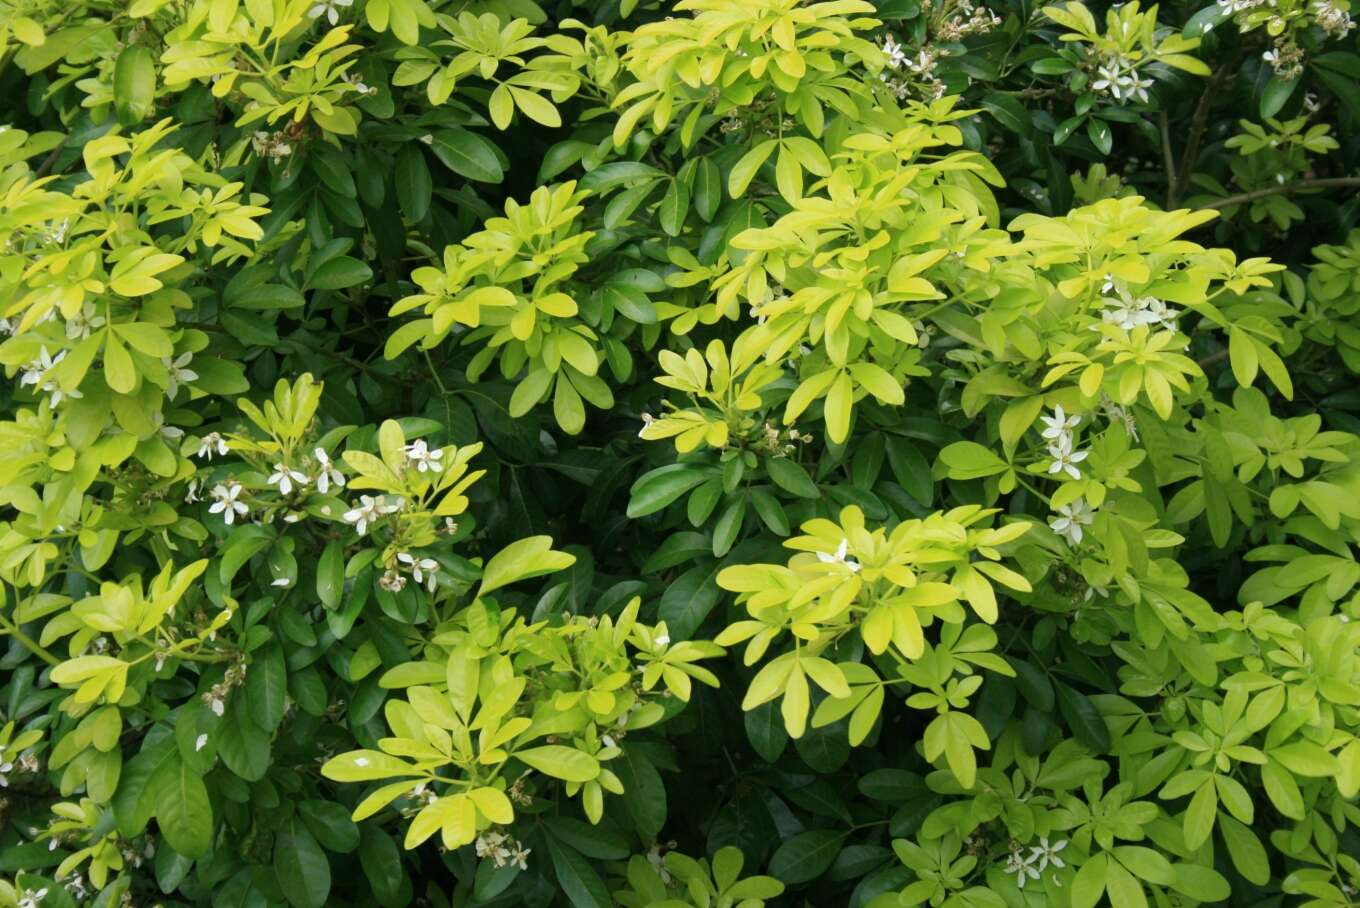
[3,0,1360,906]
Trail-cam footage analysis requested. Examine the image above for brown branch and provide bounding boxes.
[1192,176,1360,211]
[1171,63,1233,209]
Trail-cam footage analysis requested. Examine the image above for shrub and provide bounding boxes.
[0,0,1359,907]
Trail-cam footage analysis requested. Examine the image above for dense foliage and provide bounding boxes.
[1,0,1360,906]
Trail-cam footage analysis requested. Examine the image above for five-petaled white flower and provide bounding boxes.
[882,35,908,69]
[1005,850,1040,888]
[197,432,229,459]
[404,439,444,473]
[397,551,440,591]
[1028,837,1068,872]
[19,347,81,407]
[344,495,401,535]
[1046,435,1089,480]
[162,352,198,398]
[17,887,49,908]
[816,538,862,573]
[208,481,249,525]
[1049,499,1094,545]
[314,448,346,494]
[308,0,353,25]
[267,463,309,496]
[1040,405,1080,441]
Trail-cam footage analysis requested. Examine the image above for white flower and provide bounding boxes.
[882,35,907,69]
[1262,48,1281,66]
[267,463,309,496]
[404,439,444,473]
[397,551,440,591]
[208,481,249,525]
[163,352,198,397]
[0,759,12,787]
[1046,436,1089,480]
[1028,837,1068,872]
[19,347,81,407]
[307,0,353,25]
[64,302,106,340]
[17,887,49,908]
[314,447,345,494]
[1049,499,1094,545]
[185,479,201,503]
[654,633,670,647]
[1005,851,1040,888]
[344,495,400,535]
[195,734,209,752]
[1040,405,1080,442]
[816,538,862,572]
[210,697,226,717]
[197,432,229,459]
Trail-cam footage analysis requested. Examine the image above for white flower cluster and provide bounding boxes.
[475,830,531,870]
[1090,54,1153,104]
[1313,0,1355,35]
[1041,406,1090,480]
[250,130,295,161]
[344,494,402,536]
[1261,42,1305,79]
[1005,837,1068,888]
[64,302,106,340]
[879,36,947,100]
[1097,279,1179,332]
[202,661,247,717]
[19,347,82,408]
[936,0,1003,40]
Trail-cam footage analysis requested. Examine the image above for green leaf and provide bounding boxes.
[515,745,599,782]
[1086,118,1113,155]
[478,536,575,595]
[769,830,844,885]
[1183,780,1217,849]
[766,458,820,499]
[359,827,404,902]
[395,145,432,222]
[156,757,213,859]
[982,92,1033,138]
[1055,682,1110,751]
[1104,858,1147,908]
[274,818,332,908]
[429,128,504,183]
[1070,851,1108,908]
[628,464,711,517]
[245,643,287,732]
[317,541,344,609]
[1218,815,1269,885]
[545,836,610,908]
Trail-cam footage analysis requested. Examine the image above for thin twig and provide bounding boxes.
[1193,176,1360,211]
[1171,64,1232,209]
